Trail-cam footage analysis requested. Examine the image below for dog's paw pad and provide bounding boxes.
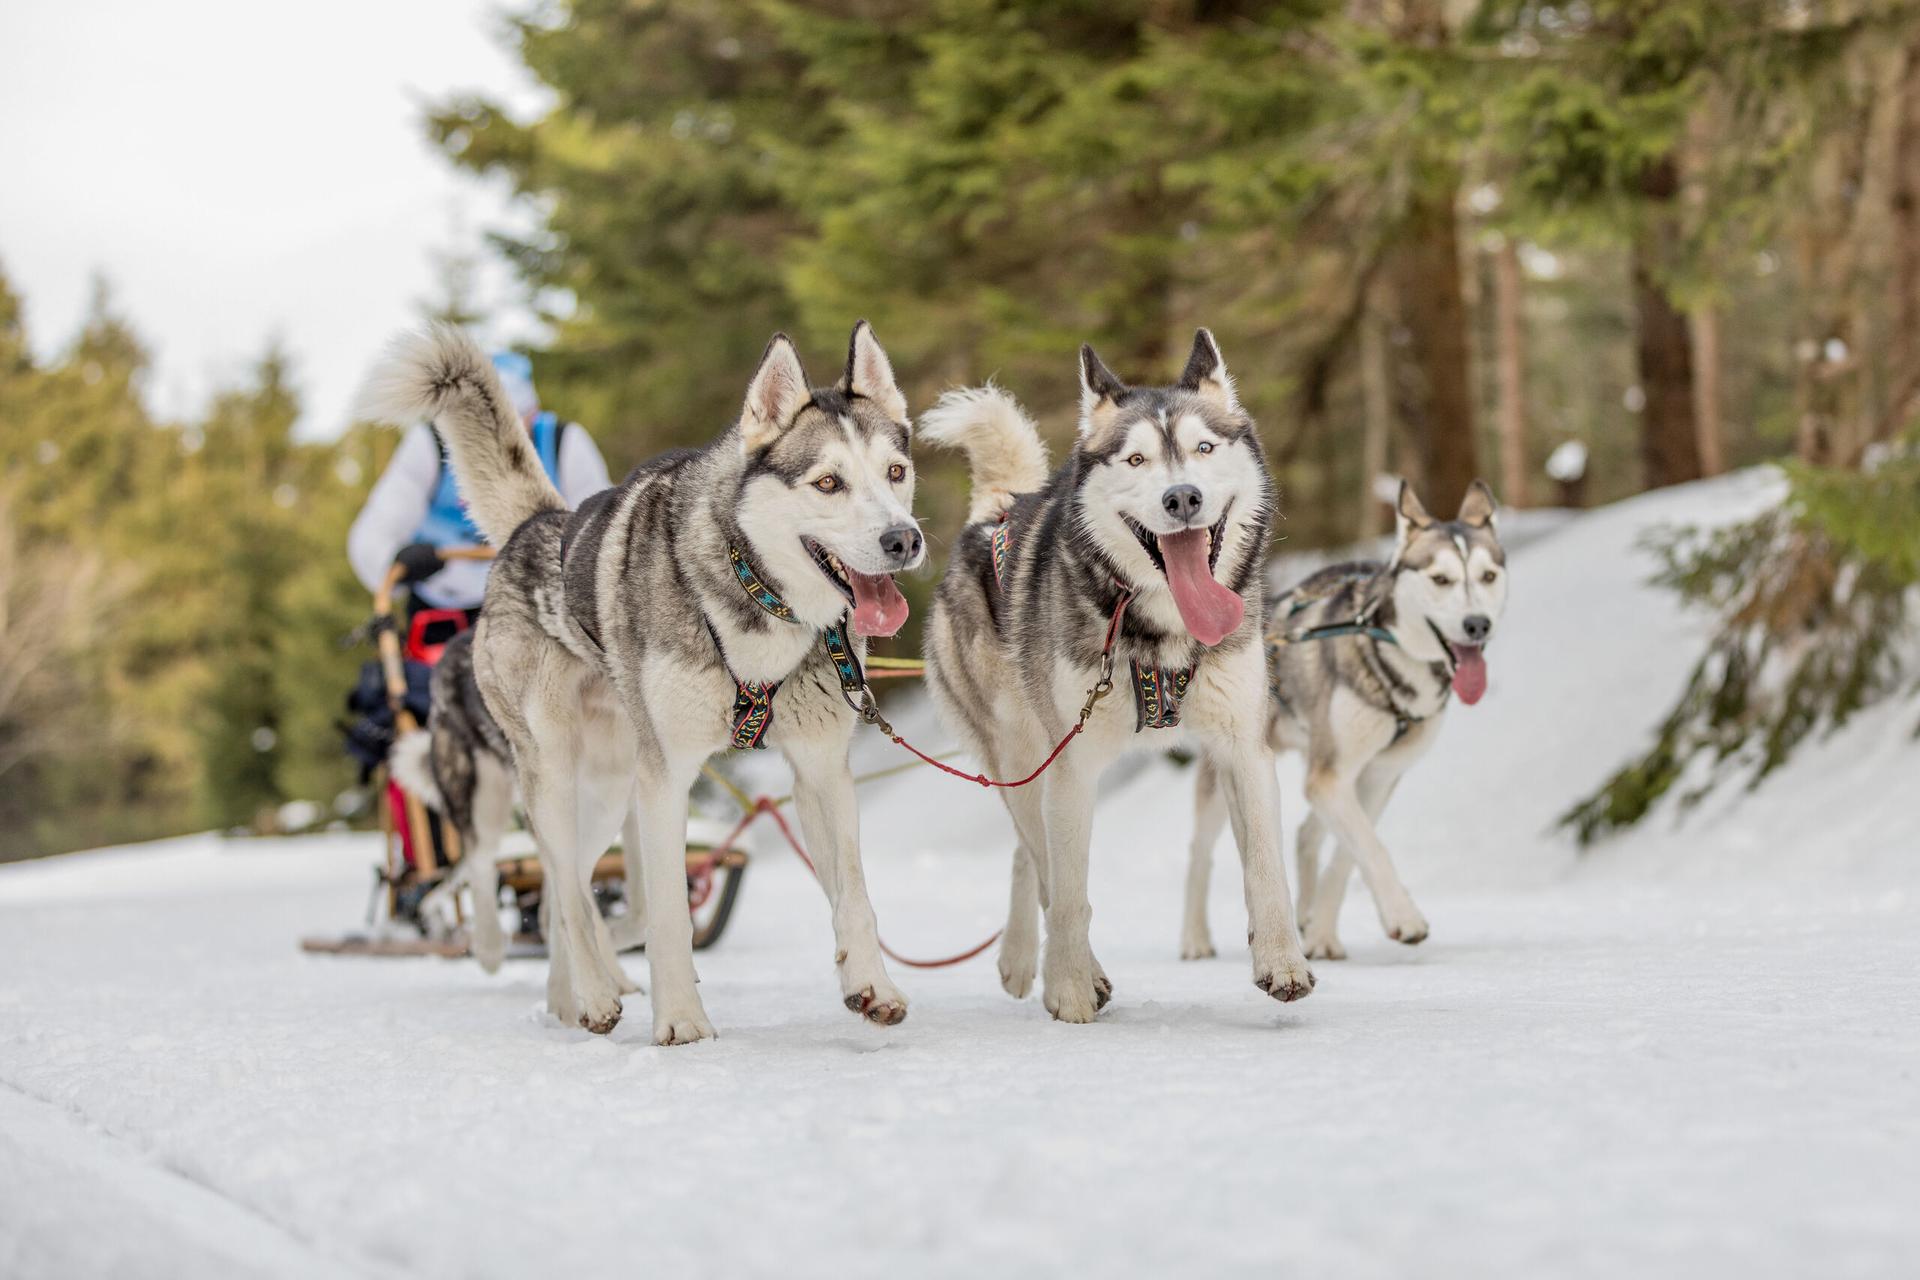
[579,1001,623,1035]
[1387,919,1430,946]
[1255,962,1316,1004]
[845,986,909,1026]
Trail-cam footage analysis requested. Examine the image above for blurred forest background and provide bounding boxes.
[4,0,1919,858]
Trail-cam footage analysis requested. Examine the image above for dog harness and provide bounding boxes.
[709,545,866,750]
[990,516,1195,732]
[1264,578,1449,743]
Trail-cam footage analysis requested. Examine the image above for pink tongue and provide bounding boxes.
[847,569,909,638]
[1451,644,1487,705]
[1157,528,1244,647]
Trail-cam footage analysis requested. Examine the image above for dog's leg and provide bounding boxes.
[1304,764,1426,947]
[1294,809,1327,929]
[1216,738,1315,1004]
[521,762,623,1033]
[997,840,1042,999]
[464,754,515,975]
[631,769,714,1045]
[785,744,907,1026]
[1038,762,1107,1023]
[606,802,649,953]
[1181,756,1228,960]
[577,817,642,997]
[994,773,1052,1001]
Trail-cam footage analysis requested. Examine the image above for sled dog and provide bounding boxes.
[921,331,1315,1022]
[366,322,925,1043]
[390,630,647,976]
[1182,481,1507,961]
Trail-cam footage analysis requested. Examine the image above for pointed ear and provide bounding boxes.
[1457,479,1498,528]
[1078,343,1126,437]
[1395,480,1433,542]
[840,319,908,425]
[1177,327,1238,413]
[741,334,811,453]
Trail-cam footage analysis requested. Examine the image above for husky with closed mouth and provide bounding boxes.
[364,322,925,1044]
[921,330,1315,1022]
[1181,480,1507,962]
[390,629,648,976]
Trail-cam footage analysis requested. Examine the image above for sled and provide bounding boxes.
[311,547,750,960]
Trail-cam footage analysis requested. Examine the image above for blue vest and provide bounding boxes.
[414,413,566,546]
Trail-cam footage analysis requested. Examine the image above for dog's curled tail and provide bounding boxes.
[919,383,1049,525]
[389,730,443,813]
[358,326,564,544]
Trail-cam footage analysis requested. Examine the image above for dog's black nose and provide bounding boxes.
[879,523,922,564]
[1462,614,1491,643]
[1161,484,1203,523]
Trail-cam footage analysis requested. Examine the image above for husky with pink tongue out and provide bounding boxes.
[1182,478,1509,966]
[921,329,1317,1024]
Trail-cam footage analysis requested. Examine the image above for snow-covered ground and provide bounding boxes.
[3,470,1917,1279]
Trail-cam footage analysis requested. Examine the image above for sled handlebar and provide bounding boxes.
[371,544,498,618]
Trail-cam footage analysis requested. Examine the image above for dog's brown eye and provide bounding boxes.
[888,463,907,483]
[1126,453,1146,468]
[1431,574,1453,588]
[1482,570,1498,584]
[813,474,841,494]
[1196,441,1214,455]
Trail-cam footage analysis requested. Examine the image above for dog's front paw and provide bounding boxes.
[1302,931,1347,961]
[578,993,623,1035]
[652,1004,716,1046]
[1383,904,1430,946]
[1042,956,1105,1023]
[1254,952,1316,1003]
[998,938,1037,1000]
[843,981,909,1026]
[470,926,506,975]
[1179,925,1216,961]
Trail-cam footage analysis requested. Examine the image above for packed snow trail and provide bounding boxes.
[3,470,1917,1278]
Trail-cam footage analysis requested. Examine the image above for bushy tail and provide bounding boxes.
[919,384,1049,524]
[358,326,564,543]
[389,730,443,813]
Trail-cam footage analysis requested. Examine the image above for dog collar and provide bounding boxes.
[729,544,796,623]
[1131,659,1193,731]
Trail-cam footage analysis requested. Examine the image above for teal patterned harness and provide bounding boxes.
[712,546,865,750]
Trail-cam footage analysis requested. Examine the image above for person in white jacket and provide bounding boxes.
[347,351,611,613]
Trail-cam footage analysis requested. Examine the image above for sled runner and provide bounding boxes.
[306,546,749,960]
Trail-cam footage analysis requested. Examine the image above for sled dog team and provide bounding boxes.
[369,322,1508,1045]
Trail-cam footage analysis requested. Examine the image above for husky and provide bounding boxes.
[920,330,1315,1023]
[364,321,925,1044]
[1181,481,1506,962]
[390,630,647,976]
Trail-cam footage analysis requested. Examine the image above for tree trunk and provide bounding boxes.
[1631,153,1703,490]
[1390,188,1479,514]
[1380,0,1478,516]
[1357,291,1393,538]
[1886,30,1920,448]
[1691,307,1725,476]
[1492,238,1529,506]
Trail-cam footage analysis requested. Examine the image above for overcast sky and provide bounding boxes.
[0,1,549,438]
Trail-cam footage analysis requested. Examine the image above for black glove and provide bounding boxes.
[396,542,446,584]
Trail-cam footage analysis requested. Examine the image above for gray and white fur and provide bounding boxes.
[363,321,925,1044]
[921,330,1316,1022]
[390,630,648,975]
[1182,480,1508,961]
